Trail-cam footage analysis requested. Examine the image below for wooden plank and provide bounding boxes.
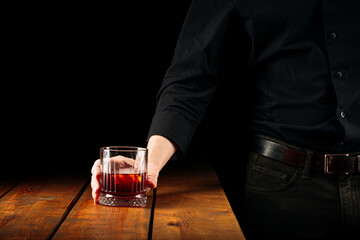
[0,174,89,240]
[152,160,246,240]
[0,179,21,199]
[52,186,154,240]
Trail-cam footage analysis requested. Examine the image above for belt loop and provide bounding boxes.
[302,150,314,179]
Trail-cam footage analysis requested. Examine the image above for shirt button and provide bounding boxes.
[336,71,343,79]
[340,111,346,119]
[329,32,337,39]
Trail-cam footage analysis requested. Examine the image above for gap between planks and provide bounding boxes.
[46,177,90,240]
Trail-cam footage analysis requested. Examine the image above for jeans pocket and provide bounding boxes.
[246,151,301,192]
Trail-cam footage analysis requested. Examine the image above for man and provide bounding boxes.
[92,0,360,239]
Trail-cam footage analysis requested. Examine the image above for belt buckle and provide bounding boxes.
[324,153,353,175]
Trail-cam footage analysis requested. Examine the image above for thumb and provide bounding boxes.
[147,164,159,189]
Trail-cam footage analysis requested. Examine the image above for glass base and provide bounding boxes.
[98,193,147,207]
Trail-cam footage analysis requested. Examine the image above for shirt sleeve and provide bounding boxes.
[147,0,238,159]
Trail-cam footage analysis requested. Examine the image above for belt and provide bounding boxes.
[252,137,360,175]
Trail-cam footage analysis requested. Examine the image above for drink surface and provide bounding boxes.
[100,172,147,196]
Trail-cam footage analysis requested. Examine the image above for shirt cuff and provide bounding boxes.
[147,110,195,160]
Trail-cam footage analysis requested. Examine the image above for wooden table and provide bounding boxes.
[0,160,245,239]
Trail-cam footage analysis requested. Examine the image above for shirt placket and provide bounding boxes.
[321,0,349,151]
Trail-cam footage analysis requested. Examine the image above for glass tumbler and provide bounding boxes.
[98,146,148,207]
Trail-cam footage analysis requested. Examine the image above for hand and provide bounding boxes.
[91,135,177,204]
[90,158,160,204]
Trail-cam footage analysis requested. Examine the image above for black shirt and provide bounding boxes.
[148,0,360,156]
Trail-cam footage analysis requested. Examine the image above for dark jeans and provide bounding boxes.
[240,150,360,240]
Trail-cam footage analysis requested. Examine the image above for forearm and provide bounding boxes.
[147,135,178,172]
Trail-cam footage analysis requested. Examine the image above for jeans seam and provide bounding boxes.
[338,177,345,229]
[246,153,302,192]
[246,168,301,192]
[253,165,288,183]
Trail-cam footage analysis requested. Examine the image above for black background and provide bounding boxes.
[4,1,252,211]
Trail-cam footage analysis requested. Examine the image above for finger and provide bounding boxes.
[147,172,158,189]
[110,156,135,168]
[91,175,101,203]
[147,162,159,189]
[91,159,101,175]
[91,175,99,190]
[92,189,100,204]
